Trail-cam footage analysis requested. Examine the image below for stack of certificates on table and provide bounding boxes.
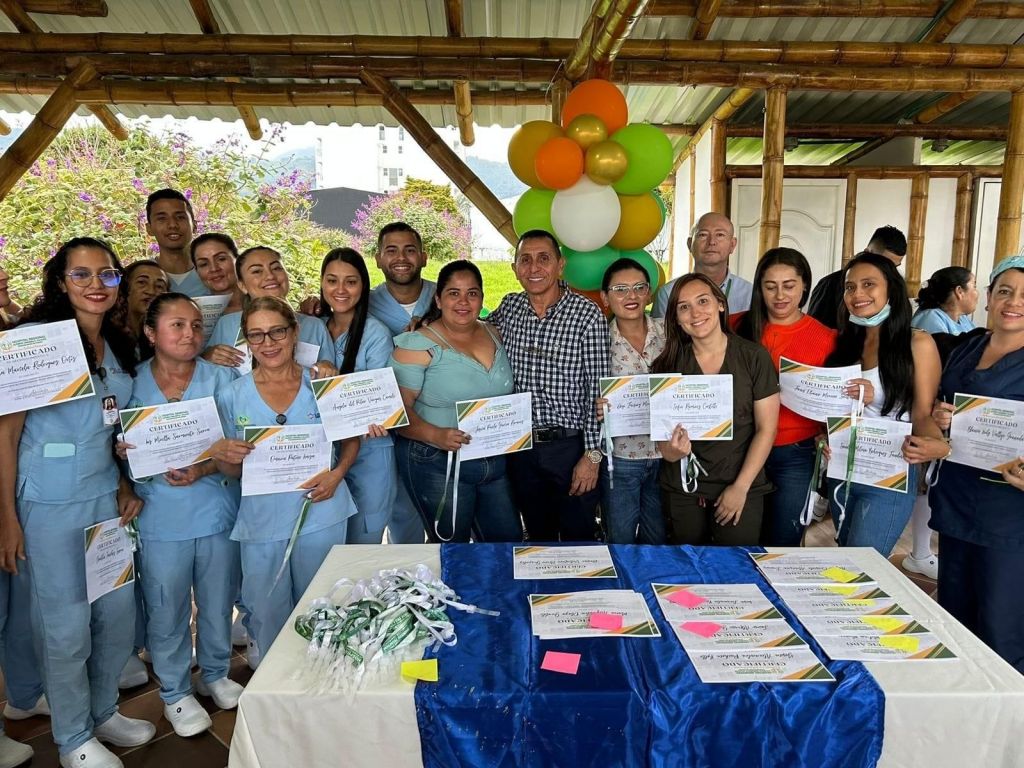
[528,589,662,639]
[750,552,957,662]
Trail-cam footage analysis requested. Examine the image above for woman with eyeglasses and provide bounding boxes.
[0,237,156,768]
[594,258,666,544]
[212,296,359,664]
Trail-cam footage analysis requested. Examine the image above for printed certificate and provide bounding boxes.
[648,374,733,441]
[750,552,876,586]
[600,375,651,438]
[777,595,908,618]
[671,620,809,653]
[529,590,660,639]
[83,518,135,604]
[815,633,956,662]
[826,415,912,493]
[779,358,861,422]
[652,583,783,621]
[772,583,892,603]
[241,425,331,496]
[949,393,1024,473]
[798,614,932,638]
[456,392,532,462]
[513,545,617,579]
[313,368,409,441]
[193,294,231,344]
[688,649,835,684]
[0,319,94,416]
[119,396,224,479]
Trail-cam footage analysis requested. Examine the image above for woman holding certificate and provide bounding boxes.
[0,237,156,768]
[929,256,1024,674]
[213,296,359,666]
[652,273,780,546]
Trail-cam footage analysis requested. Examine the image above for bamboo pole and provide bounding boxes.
[689,0,723,40]
[565,0,614,81]
[0,0,35,30]
[843,174,857,264]
[906,174,929,296]
[951,173,974,268]
[647,0,1024,17]
[0,116,9,136]
[358,68,517,246]
[21,0,108,15]
[759,87,786,255]
[591,0,652,79]
[727,164,1001,179]
[831,137,886,166]
[727,122,1006,140]
[0,61,97,200]
[689,153,696,232]
[670,87,754,176]
[710,118,727,214]
[914,91,975,123]
[444,0,474,147]
[916,0,978,42]
[994,91,1024,261]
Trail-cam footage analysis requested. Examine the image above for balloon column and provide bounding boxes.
[508,79,673,300]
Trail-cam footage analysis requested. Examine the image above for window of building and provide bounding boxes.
[382,144,388,154]
[378,126,385,140]
[389,168,400,186]
[398,127,405,141]
[398,145,403,154]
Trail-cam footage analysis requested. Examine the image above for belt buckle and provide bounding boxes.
[534,427,555,443]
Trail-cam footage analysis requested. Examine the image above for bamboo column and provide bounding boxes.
[358,68,516,245]
[951,173,974,268]
[689,152,696,231]
[0,61,96,200]
[445,0,474,147]
[995,90,1024,260]
[917,0,978,43]
[906,173,929,296]
[759,86,786,255]
[843,173,857,264]
[0,116,11,135]
[709,118,727,214]
[688,0,722,39]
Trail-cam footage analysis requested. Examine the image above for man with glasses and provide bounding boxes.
[487,230,610,542]
[146,188,208,298]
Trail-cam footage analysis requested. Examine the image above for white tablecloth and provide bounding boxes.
[229,545,1024,768]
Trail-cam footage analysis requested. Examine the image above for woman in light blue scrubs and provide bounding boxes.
[213,296,359,660]
[0,238,156,768]
[122,293,242,738]
[318,248,403,544]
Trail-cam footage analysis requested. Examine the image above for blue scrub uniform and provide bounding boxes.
[206,310,334,377]
[368,281,436,337]
[128,358,240,705]
[167,269,210,299]
[0,568,44,725]
[216,371,357,656]
[15,335,135,754]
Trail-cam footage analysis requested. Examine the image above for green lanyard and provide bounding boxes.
[831,385,865,540]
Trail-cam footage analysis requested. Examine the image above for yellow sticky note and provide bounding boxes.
[879,635,919,653]
[821,566,859,583]
[401,659,439,682]
[861,616,904,632]
[844,599,875,606]
[823,585,859,596]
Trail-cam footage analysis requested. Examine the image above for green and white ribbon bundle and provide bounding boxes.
[293,564,498,692]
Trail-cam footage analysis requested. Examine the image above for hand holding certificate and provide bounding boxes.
[119,397,224,479]
[241,425,331,496]
[779,358,861,422]
[313,368,409,440]
[600,375,651,438]
[193,295,231,344]
[84,519,135,604]
[648,374,733,441]
[456,392,532,461]
[826,415,911,493]
[0,319,94,416]
[949,392,1024,473]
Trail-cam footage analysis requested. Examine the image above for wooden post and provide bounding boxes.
[843,173,857,264]
[689,152,696,232]
[759,86,786,255]
[709,118,727,214]
[688,0,722,40]
[906,173,929,296]
[951,173,974,268]
[358,68,517,246]
[995,90,1024,260]
[0,61,96,200]
[445,0,474,147]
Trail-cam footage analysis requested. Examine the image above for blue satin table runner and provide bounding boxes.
[414,543,884,768]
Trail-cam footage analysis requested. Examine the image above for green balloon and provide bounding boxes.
[562,245,621,291]
[610,124,674,195]
[513,188,556,236]
[619,249,660,289]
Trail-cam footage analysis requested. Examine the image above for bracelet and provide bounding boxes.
[942,438,952,460]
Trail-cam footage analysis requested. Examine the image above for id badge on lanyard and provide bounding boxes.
[98,368,119,426]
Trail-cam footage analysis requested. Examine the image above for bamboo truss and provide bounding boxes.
[726,123,1006,140]
[727,165,1002,178]
[952,173,974,268]
[906,174,929,296]
[444,0,474,147]
[689,0,723,40]
[21,0,108,15]
[646,0,1024,17]
[843,174,857,264]
[916,0,978,43]
[709,119,727,214]
[759,87,787,255]
[995,91,1024,260]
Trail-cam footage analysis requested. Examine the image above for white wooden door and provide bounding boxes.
[970,178,1024,328]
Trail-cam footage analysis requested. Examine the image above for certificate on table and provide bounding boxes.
[671,621,808,653]
[513,545,617,579]
[778,595,908,618]
[750,552,876,586]
[83,518,135,604]
[688,649,835,684]
[648,374,733,441]
[949,393,1024,473]
[772,583,892,603]
[815,632,956,662]
[652,583,783,621]
[456,392,533,462]
[193,294,231,344]
[600,375,651,438]
[312,368,409,441]
[529,590,660,638]
[779,358,861,422]
[0,319,94,416]
[241,425,331,497]
[798,614,931,638]
[826,415,912,493]
[120,396,224,479]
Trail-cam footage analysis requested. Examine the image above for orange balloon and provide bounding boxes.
[534,137,585,191]
[507,120,565,188]
[562,80,628,135]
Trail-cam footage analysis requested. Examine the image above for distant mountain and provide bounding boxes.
[466,156,527,200]
[266,146,316,180]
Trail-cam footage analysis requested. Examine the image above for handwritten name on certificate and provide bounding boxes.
[826,415,911,493]
[84,518,135,604]
[0,319,93,416]
[193,294,231,344]
[949,393,1024,473]
[312,368,409,440]
[648,374,733,441]
[600,375,651,438]
[688,649,834,684]
[241,425,331,497]
[779,358,861,422]
[120,397,225,479]
[456,392,533,461]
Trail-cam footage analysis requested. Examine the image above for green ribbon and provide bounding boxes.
[831,385,865,540]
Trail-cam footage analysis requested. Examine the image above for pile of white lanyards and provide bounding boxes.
[293,564,498,692]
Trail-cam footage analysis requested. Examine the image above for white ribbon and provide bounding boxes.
[434,451,462,543]
[600,402,614,488]
[680,453,708,493]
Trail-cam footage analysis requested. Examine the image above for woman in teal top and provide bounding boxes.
[389,260,522,543]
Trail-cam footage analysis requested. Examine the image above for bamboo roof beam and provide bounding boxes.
[647,0,1024,18]
[995,91,1024,261]
[21,0,108,15]
[759,86,786,255]
[590,0,653,79]
[916,0,978,42]
[565,0,614,82]
[914,91,976,125]
[444,0,474,147]
[727,123,1006,140]
[358,68,516,246]
[688,0,722,40]
[669,87,755,176]
[726,165,1001,179]
[830,136,887,166]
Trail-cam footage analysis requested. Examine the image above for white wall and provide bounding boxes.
[853,179,911,252]
[921,177,957,285]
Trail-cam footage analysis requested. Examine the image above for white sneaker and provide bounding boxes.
[902,553,939,580]
[3,693,50,720]
[59,738,121,768]
[0,734,32,768]
[93,712,156,748]
[117,654,148,690]
[196,677,244,710]
[231,612,249,647]
[163,695,212,738]
[246,638,261,671]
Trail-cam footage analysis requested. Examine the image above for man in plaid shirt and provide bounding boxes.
[488,230,610,541]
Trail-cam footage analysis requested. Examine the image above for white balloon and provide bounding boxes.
[550,177,622,252]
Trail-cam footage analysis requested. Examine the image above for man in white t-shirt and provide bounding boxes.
[145,188,208,298]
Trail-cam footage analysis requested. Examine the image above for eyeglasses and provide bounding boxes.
[65,268,122,288]
[607,282,650,296]
[245,326,290,345]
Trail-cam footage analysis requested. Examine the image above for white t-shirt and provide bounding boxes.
[399,301,418,317]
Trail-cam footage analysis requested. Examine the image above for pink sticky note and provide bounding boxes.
[680,621,723,638]
[667,588,707,608]
[589,612,624,631]
[541,651,581,675]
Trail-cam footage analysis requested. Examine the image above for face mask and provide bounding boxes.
[848,303,891,327]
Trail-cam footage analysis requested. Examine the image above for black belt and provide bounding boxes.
[532,427,581,443]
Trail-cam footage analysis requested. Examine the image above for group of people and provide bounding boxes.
[0,189,1021,768]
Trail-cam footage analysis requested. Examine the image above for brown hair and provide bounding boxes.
[651,273,731,374]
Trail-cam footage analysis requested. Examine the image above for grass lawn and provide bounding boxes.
[364,259,523,313]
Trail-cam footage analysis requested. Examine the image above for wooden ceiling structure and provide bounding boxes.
[0,0,1022,275]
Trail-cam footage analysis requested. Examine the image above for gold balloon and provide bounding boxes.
[565,114,608,150]
[585,140,628,186]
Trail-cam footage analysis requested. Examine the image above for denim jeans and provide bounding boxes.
[827,463,919,556]
[601,457,665,544]
[763,439,817,547]
[395,435,523,543]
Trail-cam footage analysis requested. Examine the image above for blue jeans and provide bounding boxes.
[763,439,817,547]
[395,436,523,543]
[601,457,665,544]
[827,463,919,556]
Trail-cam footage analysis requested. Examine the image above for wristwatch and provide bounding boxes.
[586,449,603,464]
